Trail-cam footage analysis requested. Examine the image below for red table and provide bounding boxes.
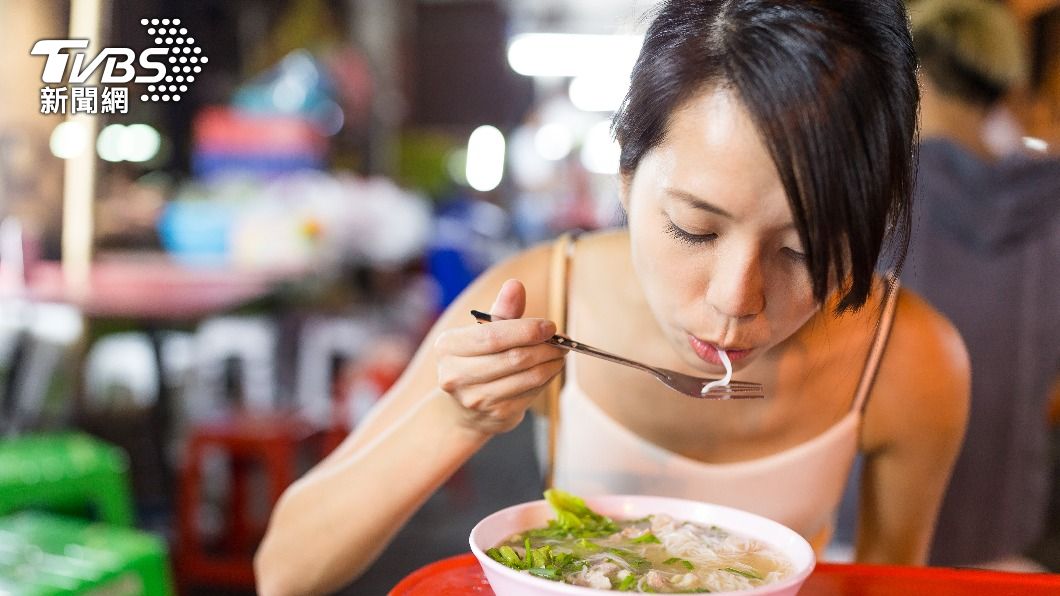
[390,553,1060,596]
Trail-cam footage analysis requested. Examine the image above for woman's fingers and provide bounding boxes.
[490,279,526,321]
[458,357,566,417]
[438,343,565,392]
[434,278,564,435]
[435,317,557,356]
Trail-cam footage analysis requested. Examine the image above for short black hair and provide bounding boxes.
[613,0,918,312]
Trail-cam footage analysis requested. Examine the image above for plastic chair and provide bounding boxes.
[0,510,174,595]
[0,302,82,435]
[176,412,316,588]
[84,332,160,409]
[186,316,278,418]
[0,433,135,527]
[294,316,375,423]
[176,315,317,589]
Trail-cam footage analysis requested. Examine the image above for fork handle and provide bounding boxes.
[545,335,660,376]
[470,309,659,377]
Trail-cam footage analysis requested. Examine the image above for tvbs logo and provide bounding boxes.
[31,40,168,84]
[32,18,205,113]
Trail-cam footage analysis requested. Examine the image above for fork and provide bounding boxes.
[470,310,765,400]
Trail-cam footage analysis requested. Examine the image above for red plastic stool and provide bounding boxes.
[175,411,318,589]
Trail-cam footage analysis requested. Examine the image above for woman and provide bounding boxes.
[256,1,970,593]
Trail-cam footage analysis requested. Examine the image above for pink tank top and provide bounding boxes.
[536,278,900,554]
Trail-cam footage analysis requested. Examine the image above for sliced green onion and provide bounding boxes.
[615,574,638,591]
[723,566,763,580]
[498,546,522,567]
[528,567,560,580]
[663,557,695,570]
[631,532,661,544]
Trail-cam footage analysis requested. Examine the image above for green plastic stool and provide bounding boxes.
[0,433,135,527]
[0,511,174,595]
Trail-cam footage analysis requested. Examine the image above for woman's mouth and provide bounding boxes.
[687,334,754,366]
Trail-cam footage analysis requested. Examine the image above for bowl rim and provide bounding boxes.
[469,494,817,596]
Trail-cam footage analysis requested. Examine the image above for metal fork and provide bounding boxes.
[470,310,764,400]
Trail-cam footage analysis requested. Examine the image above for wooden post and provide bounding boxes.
[61,0,105,295]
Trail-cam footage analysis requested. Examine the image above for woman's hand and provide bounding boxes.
[434,279,566,435]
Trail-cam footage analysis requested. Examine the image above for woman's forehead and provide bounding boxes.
[635,88,790,221]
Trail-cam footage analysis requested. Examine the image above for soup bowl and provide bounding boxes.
[469,494,815,596]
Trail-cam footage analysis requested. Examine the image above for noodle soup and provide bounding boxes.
[485,490,793,593]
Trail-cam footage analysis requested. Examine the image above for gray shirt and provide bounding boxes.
[902,138,1060,565]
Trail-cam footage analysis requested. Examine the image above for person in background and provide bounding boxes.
[904,0,1060,571]
[255,2,971,593]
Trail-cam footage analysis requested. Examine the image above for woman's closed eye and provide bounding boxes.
[781,246,807,262]
[665,219,718,246]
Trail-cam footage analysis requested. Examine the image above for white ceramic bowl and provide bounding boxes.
[470,494,815,596]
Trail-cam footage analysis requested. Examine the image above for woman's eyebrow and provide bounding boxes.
[665,187,797,231]
[665,188,733,218]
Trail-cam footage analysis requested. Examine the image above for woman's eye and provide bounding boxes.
[665,220,717,245]
[781,246,807,262]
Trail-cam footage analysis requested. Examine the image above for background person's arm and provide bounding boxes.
[855,291,971,565]
[255,243,559,595]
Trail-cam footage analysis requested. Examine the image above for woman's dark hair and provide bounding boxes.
[613,0,918,313]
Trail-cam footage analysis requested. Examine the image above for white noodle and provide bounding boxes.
[701,348,732,394]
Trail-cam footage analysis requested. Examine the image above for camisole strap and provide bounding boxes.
[851,276,902,414]
[543,232,573,489]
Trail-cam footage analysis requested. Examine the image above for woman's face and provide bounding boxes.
[623,86,819,374]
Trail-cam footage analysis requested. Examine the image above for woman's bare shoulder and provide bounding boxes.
[518,228,631,314]
[887,289,970,394]
[860,286,971,453]
[484,240,555,318]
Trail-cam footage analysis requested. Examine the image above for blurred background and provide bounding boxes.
[0,0,1057,594]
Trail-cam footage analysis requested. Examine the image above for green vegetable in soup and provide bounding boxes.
[522,488,620,540]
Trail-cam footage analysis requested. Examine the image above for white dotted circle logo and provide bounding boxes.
[139,17,205,103]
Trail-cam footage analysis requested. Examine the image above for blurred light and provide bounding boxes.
[96,124,162,163]
[466,125,505,192]
[446,148,468,186]
[315,100,345,136]
[534,123,573,161]
[273,76,307,112]
[510,125,555,189]
[1023,136,1049,153]
[580,120,620,175]
[122,124,161,162]
[569,73,629,112]
[49,121,90,159]
[96,124,127,162]
[507,33,642,78]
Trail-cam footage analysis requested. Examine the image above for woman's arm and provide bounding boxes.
[254,243,559,595]
[855,290,971,565]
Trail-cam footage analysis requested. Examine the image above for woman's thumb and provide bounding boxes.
[490,279,526,320]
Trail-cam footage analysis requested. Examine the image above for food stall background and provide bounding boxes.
[0,0,1057,594]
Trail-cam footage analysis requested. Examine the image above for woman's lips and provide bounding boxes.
[687,334,754,366]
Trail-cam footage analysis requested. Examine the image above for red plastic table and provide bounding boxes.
[389,553,1060,596]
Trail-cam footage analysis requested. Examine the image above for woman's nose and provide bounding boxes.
[705,252,765,319]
